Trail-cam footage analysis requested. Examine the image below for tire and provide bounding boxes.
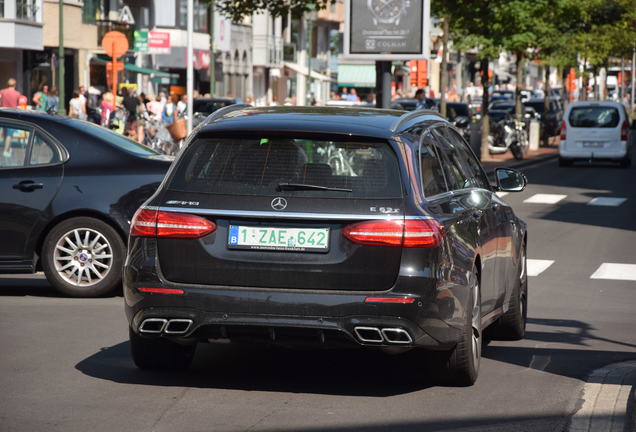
[511,142,524,160]
[493,244,528,340]
[444,267,481,386]
[558,157,572,167]
[129,328,196,370]
[41,217,125,297]
[619,156,631,168]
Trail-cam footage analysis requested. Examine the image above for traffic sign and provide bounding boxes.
[134,30,148,53]
[102,31,129,59]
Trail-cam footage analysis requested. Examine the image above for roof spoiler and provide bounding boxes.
[201,104,252,127]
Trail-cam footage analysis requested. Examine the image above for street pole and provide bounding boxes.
[209,1,215,96]
[58,0,66,115]
[186,0,193,134]
[375,61,391,109]
[306,14,312,105]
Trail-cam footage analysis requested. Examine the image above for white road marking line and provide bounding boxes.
[495,191,509,198]
[587,197,627,207]
[527,259,555,277]
[523,193,567,204]
[590,263,636,281]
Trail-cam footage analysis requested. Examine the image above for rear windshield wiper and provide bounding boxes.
[277,182,352,193]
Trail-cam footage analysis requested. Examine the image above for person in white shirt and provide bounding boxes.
[177,94,187,116]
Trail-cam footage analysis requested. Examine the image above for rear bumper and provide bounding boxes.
[560,141,628,160]
[123,244,466,350]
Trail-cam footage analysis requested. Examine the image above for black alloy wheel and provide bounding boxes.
[444,267,482,386]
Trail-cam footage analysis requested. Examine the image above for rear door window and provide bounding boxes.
[168,137,403,199]
[0,123,31,168]
[569,106,620,128]
[433,127,488,190]
[419,132,448,197]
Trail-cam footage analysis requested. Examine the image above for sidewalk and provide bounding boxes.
[481,144,559,173]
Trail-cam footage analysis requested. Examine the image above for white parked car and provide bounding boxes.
[559,101,632,167]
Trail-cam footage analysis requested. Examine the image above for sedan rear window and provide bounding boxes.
[168,138,402,199]
[569,106,620,128]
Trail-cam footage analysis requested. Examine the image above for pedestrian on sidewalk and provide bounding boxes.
[32,84,49,112]
[69,91,86,119]
[0,78,21,108]
[47,88,59,114]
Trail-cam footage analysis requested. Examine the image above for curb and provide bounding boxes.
[568,360,636,432]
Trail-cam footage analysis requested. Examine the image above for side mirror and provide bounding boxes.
[454,115,470,128]
[495,167,527,192]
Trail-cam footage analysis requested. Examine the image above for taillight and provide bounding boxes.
[130,207,216,238]
[621,120,629,141]
[343,219,443,248]
[560,121,567,141]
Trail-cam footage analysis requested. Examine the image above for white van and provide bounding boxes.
[559,101,632,167]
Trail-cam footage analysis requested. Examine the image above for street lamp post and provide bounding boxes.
[58,0,66,115]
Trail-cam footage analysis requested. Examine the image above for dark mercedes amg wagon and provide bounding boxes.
[124,106,528,385]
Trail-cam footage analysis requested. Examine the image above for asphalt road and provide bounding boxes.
[1,158,635,432]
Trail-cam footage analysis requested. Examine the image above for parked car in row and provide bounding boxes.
[390,99,472,141]
[523,97,564,138]
[0,110,172,296]
[124,106,529,386]
[559,101,632,167]
[191,97,244,127]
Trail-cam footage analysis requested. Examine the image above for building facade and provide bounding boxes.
[0,0,43,98]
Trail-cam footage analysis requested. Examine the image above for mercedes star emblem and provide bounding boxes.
[271,197,288,211]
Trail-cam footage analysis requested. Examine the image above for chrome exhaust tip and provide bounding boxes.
[139,318,167,334]
[354,327,384,343]
[381,328,413,344]
[164,319,193,335]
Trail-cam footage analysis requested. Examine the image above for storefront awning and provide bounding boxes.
[337,64,376,88]
[92,57,177,78]
[283,62,333,82]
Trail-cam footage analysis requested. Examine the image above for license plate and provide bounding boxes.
[581,141,604,148]
[228,225,330,252]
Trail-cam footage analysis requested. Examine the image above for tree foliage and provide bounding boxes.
[213,0,333,21]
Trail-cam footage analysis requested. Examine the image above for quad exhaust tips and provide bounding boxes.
[139,318,193,335]
[354,327,413,344]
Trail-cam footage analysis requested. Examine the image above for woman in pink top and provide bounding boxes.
[100,92,114,126]
[146,94,163,120]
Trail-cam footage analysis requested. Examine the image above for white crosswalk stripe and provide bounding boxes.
[527,259,555,277]
[587,197,627,207]
[523,194,567,204]
[590,263,636,281]
[495,191,509,198]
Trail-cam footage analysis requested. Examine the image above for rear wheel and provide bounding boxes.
[619,156,631,168]
[444,268,481,386]
[511,142,524,160]
[493,244,528,340]
[129,328,196,370]
[41,217,125,297]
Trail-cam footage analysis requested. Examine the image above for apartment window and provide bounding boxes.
[83,0,99,24]
[178,0,208,31]
[17,0,38,21]
[155,0,176,27]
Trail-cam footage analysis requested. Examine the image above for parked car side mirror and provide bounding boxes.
[454,115,470,128]
[495,168,527,192]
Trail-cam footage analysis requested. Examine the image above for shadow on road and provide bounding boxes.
[76,342,442,397]
[75,315,636,397]
[0,275,123,298]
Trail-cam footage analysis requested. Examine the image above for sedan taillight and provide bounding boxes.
[343,219,443,248]
[130,208,216,238]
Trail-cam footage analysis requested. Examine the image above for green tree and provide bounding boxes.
[214,0,333,20]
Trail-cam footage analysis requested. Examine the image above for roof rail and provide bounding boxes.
[202,104,252,127]
[391,109,442,133]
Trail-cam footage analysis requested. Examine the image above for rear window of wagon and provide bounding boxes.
[167,137,403,199]
[569,106,620,128]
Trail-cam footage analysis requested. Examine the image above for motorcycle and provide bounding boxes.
[488,115,528,160]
